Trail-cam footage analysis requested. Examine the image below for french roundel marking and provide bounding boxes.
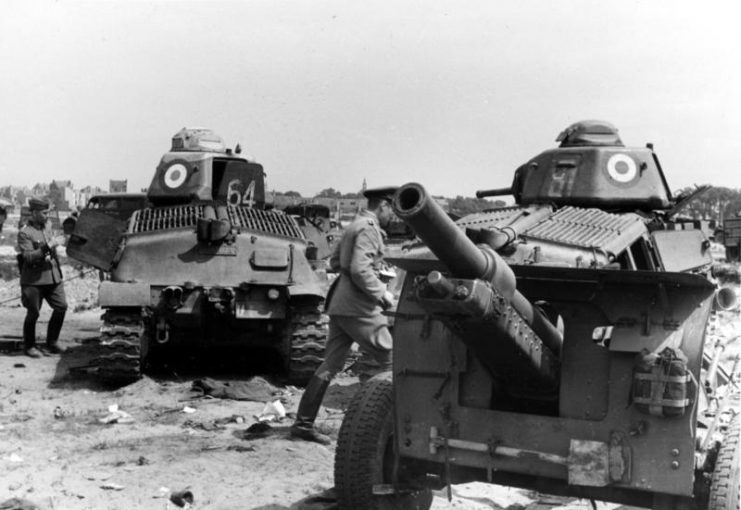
[606,154,637,183]
[164,163,188,188]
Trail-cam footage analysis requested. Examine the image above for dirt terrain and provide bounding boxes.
[0,251,738,510]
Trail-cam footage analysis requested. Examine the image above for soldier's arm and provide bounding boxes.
[17,229,47,265]
[349,228,386,302]
[329,236,341,272]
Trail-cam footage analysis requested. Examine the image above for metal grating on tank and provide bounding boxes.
[229,206,305,240]
[456,206,530,229]
[522,206,647,254]
[130,205,204,233]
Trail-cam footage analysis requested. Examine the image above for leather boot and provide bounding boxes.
[290,376,331,445]
[23,314,37,351]
[45,309,66,354]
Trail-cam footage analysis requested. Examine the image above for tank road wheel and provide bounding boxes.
[708,414,740,510]
[335,377,432,510]
[286,304,328,386]
[97,309,148,383]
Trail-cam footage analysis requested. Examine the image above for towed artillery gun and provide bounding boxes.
[335,121,740,510]
[67,128,328,383]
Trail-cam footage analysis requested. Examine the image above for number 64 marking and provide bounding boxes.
[227,179,256,207]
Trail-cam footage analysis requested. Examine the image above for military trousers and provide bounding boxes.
[314,314,392,381]
[21,283,67,348]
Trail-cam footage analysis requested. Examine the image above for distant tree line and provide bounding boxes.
[448,196,506,217]
[674,186,741,223]
[275,188,506,215]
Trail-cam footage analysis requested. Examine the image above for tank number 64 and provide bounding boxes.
[227,179,256,207]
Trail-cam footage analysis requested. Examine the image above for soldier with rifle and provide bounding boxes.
[17,197,67,358]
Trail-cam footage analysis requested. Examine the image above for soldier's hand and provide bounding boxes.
[49,235,66,249]
[381,290,396,310]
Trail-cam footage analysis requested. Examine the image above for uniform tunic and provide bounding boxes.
[17,220,63,285]
[316,210,392,380]
[327,210,387,317]
[17,219,67,348]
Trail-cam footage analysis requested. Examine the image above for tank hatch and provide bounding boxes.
[556,120,623,147]
[512,120,672,211]
[170,127,226,153]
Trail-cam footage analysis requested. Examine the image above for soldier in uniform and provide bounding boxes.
[17,198,67,358]
[290,186,397,445]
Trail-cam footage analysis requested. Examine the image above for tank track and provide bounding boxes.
[96,310,147,382]
[287,304,329,386]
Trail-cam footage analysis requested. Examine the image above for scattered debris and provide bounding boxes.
[169,489,194,508]
[100,482,125,491]
[53,406,73,420]
[155,487,170,499]
[214,414,246,425]
[255,400,287,423]
[3,453,23,463]
[227,444,256,452]
[98,404,134,424]
[182,419,224,432]
[241,421,273,440]
[182,406,196,414]
[190,377,281,402]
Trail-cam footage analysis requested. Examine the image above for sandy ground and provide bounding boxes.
[0,304,645,510]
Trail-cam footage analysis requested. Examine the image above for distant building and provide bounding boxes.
[49,180,76,211]
[31,182,49,197]
[109,179,128,193]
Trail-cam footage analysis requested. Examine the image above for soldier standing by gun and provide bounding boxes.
[17,198,67,358]
[290,186,397,445]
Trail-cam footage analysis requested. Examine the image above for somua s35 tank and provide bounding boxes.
[67,128,328,384]
[335,121,740,510]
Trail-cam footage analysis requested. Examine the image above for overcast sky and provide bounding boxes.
[1,0,739,198]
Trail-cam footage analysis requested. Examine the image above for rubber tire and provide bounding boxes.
[708,414,740,510]
[334,377,432,510]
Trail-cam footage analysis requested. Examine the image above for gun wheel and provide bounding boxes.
[335,376,432,510]
[708,414,740,510]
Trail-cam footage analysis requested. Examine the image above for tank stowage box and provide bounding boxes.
[335,121,740,510]
[67,128,328,384]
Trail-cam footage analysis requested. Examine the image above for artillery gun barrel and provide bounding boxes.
[392,182,563,358]
[393,182,516,297]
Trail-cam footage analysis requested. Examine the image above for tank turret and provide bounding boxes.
[146,128,266,207]
[478,120,673,211]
